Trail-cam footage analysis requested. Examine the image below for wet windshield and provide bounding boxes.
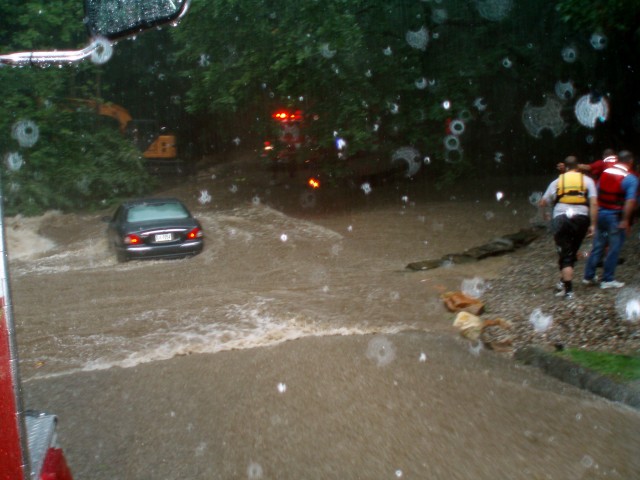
[2,1,640,479]
[127,202,189,222]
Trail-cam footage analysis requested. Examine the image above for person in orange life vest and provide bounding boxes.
[556,148,617,180]
[583,150,638,289]
[540,156,598,299]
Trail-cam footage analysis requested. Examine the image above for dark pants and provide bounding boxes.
[552,214,590,270]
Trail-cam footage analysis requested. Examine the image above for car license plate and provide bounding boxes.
[155,233,172,242]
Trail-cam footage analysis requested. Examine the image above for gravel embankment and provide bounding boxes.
[482,227,640,356]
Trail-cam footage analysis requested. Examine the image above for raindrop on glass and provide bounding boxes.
[11,120,39,148]
[198,190,212,205]
[366,335,396,367]
[589,33,607,51]
[90,37,113,65]
[561,46,577,63]
[5,152,24,171]
[529,308,552,332]
[247,462,264,479]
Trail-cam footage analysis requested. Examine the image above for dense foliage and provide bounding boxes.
[1,0,640,214]
[0,0,152,215]
[170,0,640,177]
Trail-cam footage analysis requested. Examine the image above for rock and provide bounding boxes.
[502,226,545,247]
[442,291,485,315]
[463,238,515,260]
[406,227,545,271]
[479,318,514,353]
[453,311,483,341]
[405,258,443,271]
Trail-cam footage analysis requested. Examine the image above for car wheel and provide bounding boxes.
[115,247,128,263]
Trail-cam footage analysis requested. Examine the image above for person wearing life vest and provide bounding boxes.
[556,148,617,180]
[540,156,597,299]
[583,150,638,289]
[580,148,618,180]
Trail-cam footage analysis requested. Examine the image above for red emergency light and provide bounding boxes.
[272,110,302,122]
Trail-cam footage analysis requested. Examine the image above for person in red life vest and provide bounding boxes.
[540,156,598,299]
[583,150,638,289]
[556,148,617,180]
[582,148,618,180]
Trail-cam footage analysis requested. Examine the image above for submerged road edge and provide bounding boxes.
[515,346,640,410]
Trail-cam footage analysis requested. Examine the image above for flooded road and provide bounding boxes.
[10,152,640,478]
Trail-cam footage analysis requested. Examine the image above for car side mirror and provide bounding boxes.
[0,0,190,66]
[84,0,191,41]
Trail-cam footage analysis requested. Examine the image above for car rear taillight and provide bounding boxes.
[124,233,142,245]
[187,227,203,240]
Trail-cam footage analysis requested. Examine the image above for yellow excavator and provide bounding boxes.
[70,99,183,174]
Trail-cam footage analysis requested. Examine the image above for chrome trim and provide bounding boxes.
[0,38,103,67]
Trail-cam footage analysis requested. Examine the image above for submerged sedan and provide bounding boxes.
[107,197,204,262]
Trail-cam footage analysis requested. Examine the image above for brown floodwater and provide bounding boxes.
[9,152,640,478]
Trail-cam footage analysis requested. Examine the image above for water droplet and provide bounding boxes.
[198,190,211,205]
[366,336,396,367]
[247,461,264,479]
[529,308,553,332]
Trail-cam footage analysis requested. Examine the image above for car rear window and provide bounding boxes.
[126,202,190,222]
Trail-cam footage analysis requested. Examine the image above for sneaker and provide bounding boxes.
[555,288,566,297]
[582,277,599,286]
[600,280,625,289]
[554,282,564,293]
[564,292,576,300]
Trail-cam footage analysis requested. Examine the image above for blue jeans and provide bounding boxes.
[584,209,626,282]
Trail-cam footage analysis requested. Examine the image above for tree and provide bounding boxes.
[0,0,153,215]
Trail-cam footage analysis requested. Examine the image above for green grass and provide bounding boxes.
[556,349,640,382]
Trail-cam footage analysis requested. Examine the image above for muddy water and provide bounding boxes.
[11,156,538,380]
[10,154,640,478]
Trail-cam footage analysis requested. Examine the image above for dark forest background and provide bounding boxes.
[1,0,639,214]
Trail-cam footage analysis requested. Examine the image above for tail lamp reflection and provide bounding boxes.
[124,233,142,245]
[187,227,203,240]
